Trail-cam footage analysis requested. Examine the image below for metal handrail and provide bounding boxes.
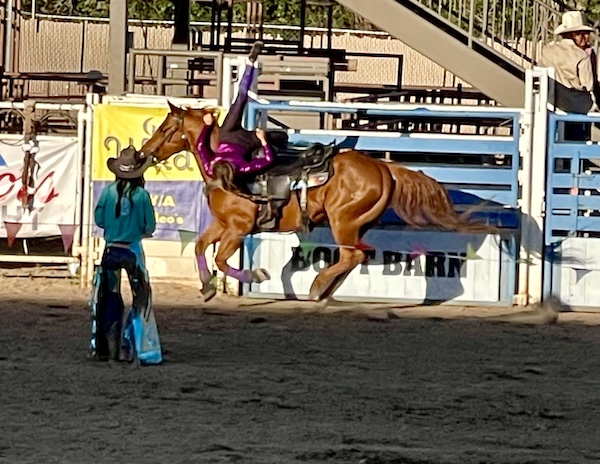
[408,0,565,69]
[127,49,224,103]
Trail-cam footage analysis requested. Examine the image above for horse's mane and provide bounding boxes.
[184,105,221,118]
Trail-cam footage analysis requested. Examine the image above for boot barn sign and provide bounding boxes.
[0,137,79,239]
[243,228,507,304]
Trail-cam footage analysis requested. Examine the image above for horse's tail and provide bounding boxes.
[385,163,498,234]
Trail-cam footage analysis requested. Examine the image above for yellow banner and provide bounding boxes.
[92,104,222,182]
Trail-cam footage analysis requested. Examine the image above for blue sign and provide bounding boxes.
[92,180,214,241]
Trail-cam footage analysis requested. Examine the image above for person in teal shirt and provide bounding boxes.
[92,146,158,363]
[95,152,156,244]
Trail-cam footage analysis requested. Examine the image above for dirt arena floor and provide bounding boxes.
[2,276,600,464]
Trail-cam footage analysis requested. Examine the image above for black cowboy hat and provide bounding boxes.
[107,145,153,179]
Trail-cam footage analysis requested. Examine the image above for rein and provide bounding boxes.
[149,110,259,200]
[144,112,186,167]
[160,110,220,186]
[163,114,185,144]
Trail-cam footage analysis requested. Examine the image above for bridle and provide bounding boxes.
[140,111,188,164]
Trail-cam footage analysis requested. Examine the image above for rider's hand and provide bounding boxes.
[203,112,215,125]
[256,128,268,146]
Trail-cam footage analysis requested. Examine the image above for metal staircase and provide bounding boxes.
[335,0,565,107]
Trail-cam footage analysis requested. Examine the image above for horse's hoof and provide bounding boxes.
[201,284,217,302]
[252,268,271,283]
[315,297,330,311]
[306,295,329,312]
[308,289,322,301]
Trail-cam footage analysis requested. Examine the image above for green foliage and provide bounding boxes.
[74,0,108,17]
[22,0,74,15]
[262,0,359,29]
[566,1,600,25]
[127,0,174,20]
[190,3,212,22]
[21,0,600,34]
[21,0,173,19]
[21,0,360,29]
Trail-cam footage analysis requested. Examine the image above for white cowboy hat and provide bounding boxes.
[554,11,595,35]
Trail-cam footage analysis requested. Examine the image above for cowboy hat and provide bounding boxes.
[107,145,152,179]
[554,11,595,35]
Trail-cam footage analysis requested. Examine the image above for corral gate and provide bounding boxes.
[241,100,525,305]
[0,101,87,273]
[545,110,600,310]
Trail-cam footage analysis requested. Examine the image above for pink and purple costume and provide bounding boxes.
[195,58,290,287]
[197,64,273,177]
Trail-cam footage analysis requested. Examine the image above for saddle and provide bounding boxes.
[244,143,337,231]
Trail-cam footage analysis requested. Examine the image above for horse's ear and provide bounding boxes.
[167,100,181,115]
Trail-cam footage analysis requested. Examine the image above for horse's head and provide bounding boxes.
[139,101,209,164]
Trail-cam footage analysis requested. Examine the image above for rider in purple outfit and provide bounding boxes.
[194,42,290,293]
[196,41,279,185]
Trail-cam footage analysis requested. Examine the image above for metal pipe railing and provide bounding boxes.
[408,0,564,69]
[127,49,224,104]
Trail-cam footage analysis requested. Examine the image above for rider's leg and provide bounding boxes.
[248,40,263,63]
[218,41,264,150]
[266,131,289,151]
[219,65,256,134]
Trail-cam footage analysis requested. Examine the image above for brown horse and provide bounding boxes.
[139,103,491,302]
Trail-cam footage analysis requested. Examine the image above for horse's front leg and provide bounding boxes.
[195,221,225,301]
[214,230,271,287]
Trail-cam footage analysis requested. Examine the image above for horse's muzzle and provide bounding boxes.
[139,151,159,166]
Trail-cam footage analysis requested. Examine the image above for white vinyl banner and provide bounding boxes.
[244,229,504,303]
[0,136,79,238]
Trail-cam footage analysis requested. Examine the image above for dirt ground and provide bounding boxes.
[2,277,600,464]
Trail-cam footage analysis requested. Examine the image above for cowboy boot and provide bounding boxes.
[249,41,264,63]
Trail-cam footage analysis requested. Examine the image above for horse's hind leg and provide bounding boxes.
[214,231,271,287]
[195,221,225,301]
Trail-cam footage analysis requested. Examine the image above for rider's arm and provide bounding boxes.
[196,123,215,176]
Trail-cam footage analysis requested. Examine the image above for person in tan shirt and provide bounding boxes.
[540,11,596,140]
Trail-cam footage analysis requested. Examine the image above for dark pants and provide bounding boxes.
[219,65,260,152]
[219,65,288,157]
[95,246,150,360]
